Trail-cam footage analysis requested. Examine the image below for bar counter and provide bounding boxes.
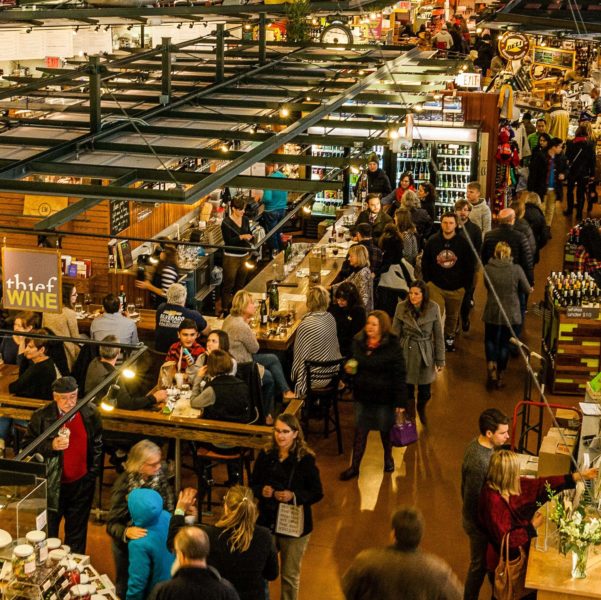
[0,363,302,491]
[243,220,350,351]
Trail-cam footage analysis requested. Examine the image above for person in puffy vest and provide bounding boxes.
[190,349,251,423]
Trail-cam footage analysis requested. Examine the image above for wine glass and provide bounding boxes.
[135,296,144,310]
[332,246,339,257]
[74,302,83,315]
[268,310,278,334]
[84,293,92,312]
[126,303,137,317]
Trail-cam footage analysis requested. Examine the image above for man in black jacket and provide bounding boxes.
[150,526,239,600]
[455,199,482,333]
[354,153,392,198]
[24,376,102,554]
[422,212,476,352]
[355,194,392,242]
[527,136,563,226]
[481,208,534,286]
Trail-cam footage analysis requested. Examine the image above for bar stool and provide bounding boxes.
[302,358,345,454]
[195,446,253,520]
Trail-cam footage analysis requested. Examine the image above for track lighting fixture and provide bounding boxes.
[95,25,100,32]
[127,24,133,31]
[26,27,32,33]
[279,106,290,118]
[220,140,231,153]
[104,25,110,31]
[177,23,183,29]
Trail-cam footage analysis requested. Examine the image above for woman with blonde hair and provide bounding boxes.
[222,290,295,423]
[168,485,278,600]
[482,242,532,389]
[479,449,598,581]
[333,244,373,311]
[107,440,174,599]
[291,286,341,397]
[251,414,323,600]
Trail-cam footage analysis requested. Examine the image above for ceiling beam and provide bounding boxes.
[33,171,138,230]
[179,48,426,204]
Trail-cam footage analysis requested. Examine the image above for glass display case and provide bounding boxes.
[0,459,47,548]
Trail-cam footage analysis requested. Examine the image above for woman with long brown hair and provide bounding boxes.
[340,310,407,480]
[251,414,323,600]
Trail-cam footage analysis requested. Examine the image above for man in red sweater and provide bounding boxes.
[24,377,102,554]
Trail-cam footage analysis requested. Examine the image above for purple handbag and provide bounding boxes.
[390,418,418,447]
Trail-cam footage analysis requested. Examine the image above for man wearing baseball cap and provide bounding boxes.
[24,376,102,554]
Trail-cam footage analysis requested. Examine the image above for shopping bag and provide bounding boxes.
[390,417,418,447]
[494,533,529,600]
[275,500,304,538]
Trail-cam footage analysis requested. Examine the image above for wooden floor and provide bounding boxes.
[84,202,597,599]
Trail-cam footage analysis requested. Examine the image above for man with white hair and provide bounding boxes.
[155,283,209,353]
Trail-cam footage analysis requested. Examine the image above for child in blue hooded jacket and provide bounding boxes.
[126,488,174,600]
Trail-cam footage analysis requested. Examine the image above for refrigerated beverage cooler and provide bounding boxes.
[394,127,480,220]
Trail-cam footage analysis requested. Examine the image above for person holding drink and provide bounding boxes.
[24,377,103,554]
[340,311,407,480]
[164,319,205,378]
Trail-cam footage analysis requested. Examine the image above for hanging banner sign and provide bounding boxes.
[2,247,62,313]
[498,32,530,62]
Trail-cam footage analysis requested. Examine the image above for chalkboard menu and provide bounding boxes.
[110,200,130,236]
[533,46,575,70]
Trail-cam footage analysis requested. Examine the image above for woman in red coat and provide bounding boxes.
[478,449,598,573]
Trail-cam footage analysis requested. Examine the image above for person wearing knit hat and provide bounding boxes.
[24,373,102,554]
[354,152,392,198]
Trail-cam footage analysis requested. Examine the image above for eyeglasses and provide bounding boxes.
[274,428,294,435]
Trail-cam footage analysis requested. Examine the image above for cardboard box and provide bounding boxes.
[515,453,539,478]
[555,408,581,429]
[538,434,577,477]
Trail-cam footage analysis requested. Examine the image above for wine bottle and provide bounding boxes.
[260,299,268,325]
[118,285,127,311]
[268,281,279,312]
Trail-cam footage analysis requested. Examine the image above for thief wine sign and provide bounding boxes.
[2,248,62,313]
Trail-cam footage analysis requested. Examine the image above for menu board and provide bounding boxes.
[110,200,130,236]
[533,46,575,70]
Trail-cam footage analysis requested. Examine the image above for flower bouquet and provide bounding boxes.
[545,483,601,578]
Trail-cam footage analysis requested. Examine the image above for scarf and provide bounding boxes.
[126,469,175,512]
[395,185,415,204]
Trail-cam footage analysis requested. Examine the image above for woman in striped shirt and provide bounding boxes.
[291,286,341,397]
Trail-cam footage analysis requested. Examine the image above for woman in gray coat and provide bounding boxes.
[483,241,533,389]
[392,280,444,426]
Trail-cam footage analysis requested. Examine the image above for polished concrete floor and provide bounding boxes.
[84,202,596,599]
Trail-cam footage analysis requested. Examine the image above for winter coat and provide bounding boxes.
[250,450,323,538]
[481,224,534,285]
[366,168,393,196]
[148,566,239,600]
[482,258,532,325]
[166,515,278,600]
[106,469,175,547]
[342,545,462,600]
[514,217,536,259]
[468,199,491,234]
[523,202,549,263]
[24,401,102,512]
[566,137,596,180]
[85,358,155,410]
[328,303,366,358]
[351,332,407,409]
[392,300,445,385]
[355,209,392,241]
[527,150,554,200]
[126,489,174,600]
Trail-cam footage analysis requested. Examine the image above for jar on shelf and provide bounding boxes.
[65,559,81,587]
[26,530,48,565]
[48,548,67,567]
[12,544,36,580]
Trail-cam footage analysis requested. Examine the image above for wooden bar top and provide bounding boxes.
[243,220,350,351]
[526,543,601,599]
[0,364,303,449]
